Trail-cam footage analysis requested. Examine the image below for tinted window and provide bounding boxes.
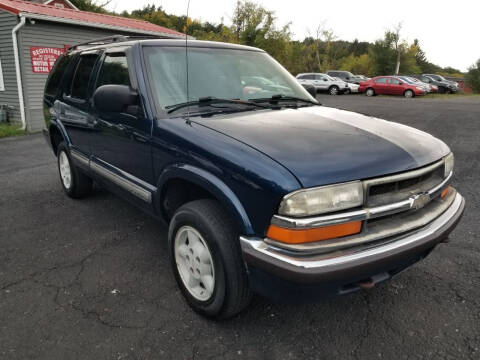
[329,72,338,77]
[389,78,401,85]
[374,77,387,83]
[45,55,71,96]
[96,53,131,88]
[68,54,98,100]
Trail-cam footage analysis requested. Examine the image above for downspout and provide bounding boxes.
[12,16,26,131]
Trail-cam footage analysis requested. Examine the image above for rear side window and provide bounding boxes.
[375,77,387,84]
[68,54,98,100]
[96,53,131,88]
[45,55,71,96]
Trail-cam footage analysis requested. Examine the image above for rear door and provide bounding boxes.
[373,77,388,94]
[57,52,100,156]
[90,48,154,189]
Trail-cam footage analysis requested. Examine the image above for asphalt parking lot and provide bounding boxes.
[1,94,479,359]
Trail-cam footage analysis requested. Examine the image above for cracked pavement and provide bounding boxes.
[1,95,479,359]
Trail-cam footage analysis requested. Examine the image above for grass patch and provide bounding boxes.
[423,93,480,99]
[0,123,25,138]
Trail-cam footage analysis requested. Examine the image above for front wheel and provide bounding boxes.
[329,86,339,95]
[344,88,351,95]
[404,89,414,98]
[169,199,252,319]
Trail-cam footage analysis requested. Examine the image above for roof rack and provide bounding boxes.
[67,34,169,51]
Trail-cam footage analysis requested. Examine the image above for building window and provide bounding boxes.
[0,59,5,91]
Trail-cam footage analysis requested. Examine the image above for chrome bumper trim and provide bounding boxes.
[241,192,463,269]
[272,171,452,229]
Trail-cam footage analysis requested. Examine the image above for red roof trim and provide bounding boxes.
[0,0,184,37]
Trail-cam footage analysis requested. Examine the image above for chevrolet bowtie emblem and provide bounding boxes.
[410,193,430,210]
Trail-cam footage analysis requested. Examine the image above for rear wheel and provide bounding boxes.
[57,142,92,198]
[329,85,339,95]
[169,199,252,319]
[366,88,375,97]
[404,89,414,98]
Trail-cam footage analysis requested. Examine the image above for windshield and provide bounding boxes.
[399,76,415,84]
[143,46,313,112]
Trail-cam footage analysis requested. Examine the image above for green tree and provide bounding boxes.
[466,59,480,93]
[70,0,110,13]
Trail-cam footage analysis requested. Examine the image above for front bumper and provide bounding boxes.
[240,192,464,302]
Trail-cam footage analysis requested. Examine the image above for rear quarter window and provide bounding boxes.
[45,55,71,96]
[67,54,99,100]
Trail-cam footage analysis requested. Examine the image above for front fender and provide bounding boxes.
[156,163,254,235]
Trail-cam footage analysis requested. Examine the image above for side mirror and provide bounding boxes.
[94,85,139,113]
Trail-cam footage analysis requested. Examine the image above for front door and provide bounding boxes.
[90,50,154,188]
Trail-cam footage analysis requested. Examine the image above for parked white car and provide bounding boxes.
[332,77,359,94]
[296,73,348,95]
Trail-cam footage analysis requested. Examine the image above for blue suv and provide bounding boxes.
[43,36,464,319]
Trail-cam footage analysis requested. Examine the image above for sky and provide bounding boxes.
[105,0,480,72]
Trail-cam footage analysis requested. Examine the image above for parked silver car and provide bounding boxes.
[296,73,348,95]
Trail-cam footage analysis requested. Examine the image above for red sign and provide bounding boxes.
[30,46,65,74]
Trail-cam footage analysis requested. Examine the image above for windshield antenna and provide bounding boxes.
[184,0,191,121]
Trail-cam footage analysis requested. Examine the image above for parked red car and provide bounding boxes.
[359,76,426,98]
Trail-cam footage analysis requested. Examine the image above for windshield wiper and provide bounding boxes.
[166,96,271,114]
[250,94,319,106]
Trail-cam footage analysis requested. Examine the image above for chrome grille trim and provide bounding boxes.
[271,171,452,229]
[266,188,456,254]
[363,159,444,190]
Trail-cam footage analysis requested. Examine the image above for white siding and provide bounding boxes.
[0,10,21,124]
[18,20,131,131]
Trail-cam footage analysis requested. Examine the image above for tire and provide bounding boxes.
[439,86,447,94]
[404,89,414,98]
[57,142,92,198]
[344,88,351,95]
[168,199,252,319]
[328,85,339,95]
[366,88,375,97]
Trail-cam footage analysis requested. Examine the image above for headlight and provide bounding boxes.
[416,86,423,90]
[279,181,363,217]
[444,153,454,177]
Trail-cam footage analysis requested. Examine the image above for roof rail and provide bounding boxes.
[67,34,166,51]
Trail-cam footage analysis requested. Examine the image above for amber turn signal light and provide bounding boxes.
[441,186,450,198]
[267,221,362,244]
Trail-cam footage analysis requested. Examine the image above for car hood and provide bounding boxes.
[191,106,450,188]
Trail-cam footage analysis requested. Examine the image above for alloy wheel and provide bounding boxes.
[174,226,215,301]
[59,151,72,189]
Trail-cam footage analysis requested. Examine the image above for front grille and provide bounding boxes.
[366,163,445,207]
